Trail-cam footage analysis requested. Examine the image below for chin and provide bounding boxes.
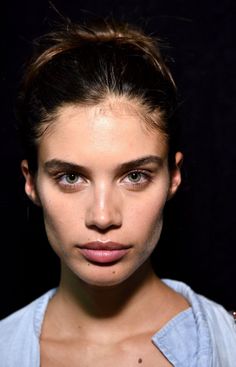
[69,259,150,290]
[61,253,151,289]
[75,269,133,288]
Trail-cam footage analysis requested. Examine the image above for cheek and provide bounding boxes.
[42,205,66,247]
[140,206,164,248]
[37,180,77,231]
[38,190,75,253]
[127,192,166,249]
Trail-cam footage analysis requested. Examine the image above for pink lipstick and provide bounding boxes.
[78,241,131,264]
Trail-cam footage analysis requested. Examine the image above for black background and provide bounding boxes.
[1,0,236,319]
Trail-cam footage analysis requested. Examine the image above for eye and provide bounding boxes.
[63,173,80,184]
[55,172,86,191]
[127,172,145,183]
[122,170,152,188]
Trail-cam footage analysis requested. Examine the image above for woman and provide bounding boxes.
[0,18,235,366]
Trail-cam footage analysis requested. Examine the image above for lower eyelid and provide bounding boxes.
[56,177,87,192]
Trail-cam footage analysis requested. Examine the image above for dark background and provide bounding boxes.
[1,0,236,319]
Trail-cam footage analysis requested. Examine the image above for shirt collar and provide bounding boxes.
[152,279,213,367]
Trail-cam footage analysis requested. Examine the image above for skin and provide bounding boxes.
[21,97,187,366]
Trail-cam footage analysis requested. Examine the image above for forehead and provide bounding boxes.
[38,97,168,161]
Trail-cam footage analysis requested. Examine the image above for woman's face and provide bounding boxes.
[22,97,182,287]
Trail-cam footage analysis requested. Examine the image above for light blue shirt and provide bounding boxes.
[0,279,235,366]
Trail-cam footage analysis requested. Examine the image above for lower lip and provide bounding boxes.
[79,249,129,264]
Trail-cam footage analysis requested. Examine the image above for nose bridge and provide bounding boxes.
[85,180,122,229]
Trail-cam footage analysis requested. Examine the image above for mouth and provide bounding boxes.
[77,241,131,264]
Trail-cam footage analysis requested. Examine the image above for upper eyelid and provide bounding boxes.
[45,165,89,179]
[121,167,155,177]
[123,172,148,180]
[124,168,151,175]
[49,170,85,179]
[54,172,86,185]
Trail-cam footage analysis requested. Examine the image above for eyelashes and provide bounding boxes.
[59,173,84,185]
[121,170,153,188]
[53,172,87,192]
[52,169,154,192]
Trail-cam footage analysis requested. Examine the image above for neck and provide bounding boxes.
[58,260,160,318]
[42,262,189,342]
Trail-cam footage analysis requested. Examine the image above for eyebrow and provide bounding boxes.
[118,155,163,172]
[44,155,163,173]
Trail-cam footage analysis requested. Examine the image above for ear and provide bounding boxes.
[21,160,41,206]
[167,152,183,200]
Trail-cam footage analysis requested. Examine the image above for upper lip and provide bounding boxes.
[77,241,131,250]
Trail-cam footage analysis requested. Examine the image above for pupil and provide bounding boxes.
[130,172,140,181]
[67,174,76,182]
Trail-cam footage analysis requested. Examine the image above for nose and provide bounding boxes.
[85,183,122,231]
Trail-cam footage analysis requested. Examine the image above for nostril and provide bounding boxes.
[86,223,121,233]
[85,210,122,231]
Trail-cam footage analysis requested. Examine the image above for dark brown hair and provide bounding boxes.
[17,18,179,172]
